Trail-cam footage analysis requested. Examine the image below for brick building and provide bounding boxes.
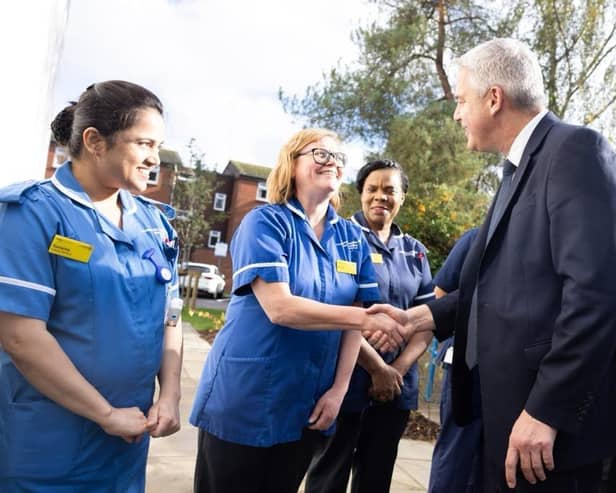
[190,160,271,285]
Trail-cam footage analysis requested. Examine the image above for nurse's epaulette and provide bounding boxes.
[0,179,40,204]
[135,195,176,220]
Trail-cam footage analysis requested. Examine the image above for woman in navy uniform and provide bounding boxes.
[190,129,405,493]
[0,81,182,492]
[306,159,435,492]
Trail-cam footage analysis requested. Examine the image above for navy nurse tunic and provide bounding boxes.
[0,163,178,492]
[190,199,380,447]
[343,211,435,411]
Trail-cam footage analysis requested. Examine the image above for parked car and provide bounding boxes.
[179,262,225,298]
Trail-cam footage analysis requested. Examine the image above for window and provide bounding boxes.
[175,209,191,221]
[147,167,160,185]
[256,181,267,201]
[208,230,221,248]
[213,193,227,211]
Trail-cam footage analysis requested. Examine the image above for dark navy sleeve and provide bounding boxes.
[411,238,435,306]
[433,228,479,293]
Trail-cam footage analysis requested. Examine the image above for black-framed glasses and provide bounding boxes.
[296,148,347,168]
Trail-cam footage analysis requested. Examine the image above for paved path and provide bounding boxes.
[146,324,434,492]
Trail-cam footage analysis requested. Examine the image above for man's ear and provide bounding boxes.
[82,127,107,156]
[488,85,504,115]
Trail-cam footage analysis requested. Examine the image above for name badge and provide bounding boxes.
[48,234,93,263]
[336,259,357,275]
[370,253,383,264]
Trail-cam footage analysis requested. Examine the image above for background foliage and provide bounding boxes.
[172,138,216,263]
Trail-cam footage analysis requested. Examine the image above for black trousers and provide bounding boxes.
[193,428,324,493]
[305,401,409,493]
[485,459,603,493]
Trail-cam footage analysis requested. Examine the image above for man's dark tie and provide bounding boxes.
[487,159,516,238]
[465,159,516,369]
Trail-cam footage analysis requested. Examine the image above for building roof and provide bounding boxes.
[160,148,183,167]
[223,160,271,180]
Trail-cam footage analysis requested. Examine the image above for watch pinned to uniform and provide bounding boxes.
[142,248,173,284]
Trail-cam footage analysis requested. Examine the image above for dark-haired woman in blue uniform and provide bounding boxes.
[190,129,406,493]
[306,159,435,493]
[0,81,183,492]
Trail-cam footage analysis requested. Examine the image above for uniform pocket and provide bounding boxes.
[1,399,84,478]
[203,355,272,437]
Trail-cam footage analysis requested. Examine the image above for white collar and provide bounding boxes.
[507,109,548,167]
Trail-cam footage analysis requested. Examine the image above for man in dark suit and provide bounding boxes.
[368,38,616,491]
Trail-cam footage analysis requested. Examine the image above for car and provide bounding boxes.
[179,262,226,298]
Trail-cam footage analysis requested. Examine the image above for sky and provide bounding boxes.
[53,0,379,179]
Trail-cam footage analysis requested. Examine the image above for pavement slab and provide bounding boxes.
[145,324,435,492]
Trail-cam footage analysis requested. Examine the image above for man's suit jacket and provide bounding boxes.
[430,112,616,472]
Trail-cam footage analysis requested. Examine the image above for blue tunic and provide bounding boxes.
[342,211,435,411]
[190,199,380,447]
[0,163,178,492]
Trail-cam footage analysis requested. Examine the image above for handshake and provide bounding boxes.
[361,303,435,352]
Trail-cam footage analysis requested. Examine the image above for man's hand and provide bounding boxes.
[307,386,346,431]
[361,310,405,352]
[364,304,435,349]
[368,364,403,402]
[505,409,557,488]
[147,395,181,438]
[366,304,409,328]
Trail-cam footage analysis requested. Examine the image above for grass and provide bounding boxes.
[181,306,225,332]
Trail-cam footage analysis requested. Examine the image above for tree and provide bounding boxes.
[519,0,616,132]
[281,0,616,267]
[280,0,521,145]
[339,101,491,269]
[172,139,216,264]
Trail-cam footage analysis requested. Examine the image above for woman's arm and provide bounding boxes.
[308,329,362,430]
[357,338,403,401]
[389,330,433,376]
[251,278,404,347]
[148,318,183,438]
[0,311,150,442]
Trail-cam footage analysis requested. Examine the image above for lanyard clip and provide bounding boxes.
[143,248,172,284]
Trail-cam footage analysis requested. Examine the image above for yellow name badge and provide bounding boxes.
[48,235,94,263]
[370,253,383,264]
[336,259,357,275]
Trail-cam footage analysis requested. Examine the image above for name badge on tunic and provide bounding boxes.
[370,253,383,264]
[336,259,357,275]
[48,234,93,263]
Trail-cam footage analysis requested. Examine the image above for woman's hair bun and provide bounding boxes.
[50,101,77,146]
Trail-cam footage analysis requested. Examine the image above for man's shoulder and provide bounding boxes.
[547,117,603,145]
